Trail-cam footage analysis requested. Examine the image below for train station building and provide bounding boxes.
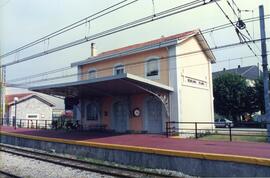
[30,29,215,133]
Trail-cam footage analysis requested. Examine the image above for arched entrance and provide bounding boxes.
[112,100,129,132]
[144,97,163,133]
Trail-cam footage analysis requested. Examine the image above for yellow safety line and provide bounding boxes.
[1,131,270,167]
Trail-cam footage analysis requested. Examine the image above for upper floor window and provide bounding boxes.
[113,64,125,75]
[145,57,160,79]
[88,68,97,79]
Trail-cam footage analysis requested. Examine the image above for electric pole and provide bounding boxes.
[0,63,2,119]
[259,5,270,142]
[0,67,4,120]
[0,53,3,120]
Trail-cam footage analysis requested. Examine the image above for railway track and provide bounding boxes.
[0,170,21,178]
[0,144,179,178]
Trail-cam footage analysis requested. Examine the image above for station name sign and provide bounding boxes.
[182,75,208,89]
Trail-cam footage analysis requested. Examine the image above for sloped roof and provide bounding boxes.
[35,92,65,110]
[6,93,32,104]
[98,30,197,57]
[7,92,64,110]
[212,65,262,80]
[71,29,215,67]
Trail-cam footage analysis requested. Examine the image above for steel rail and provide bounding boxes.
[0,170,21,178]
[0,144,179,178]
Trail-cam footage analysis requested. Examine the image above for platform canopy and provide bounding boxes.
[29,73,174,98]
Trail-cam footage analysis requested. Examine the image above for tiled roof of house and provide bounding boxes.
[6,92,64,109]
[71,29,215,67]
[212,65,262,80]
[6,93,32,104]
[98,30,198,57]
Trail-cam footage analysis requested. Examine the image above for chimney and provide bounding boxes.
[238,65,241,68]
[91,43,97,57]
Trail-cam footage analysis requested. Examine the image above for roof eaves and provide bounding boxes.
[195,30,216,63]
[8,94,34,106]
[8,94,55,107]
[71,38,178,67]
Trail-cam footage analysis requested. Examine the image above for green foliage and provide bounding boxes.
[213,73,259,121]
[254,79,264,114]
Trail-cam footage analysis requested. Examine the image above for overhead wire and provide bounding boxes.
[8,37,270,87]
[0,0,217,68]
[226,0,261,53]
[6,14,269,84]
[2,1,269,70]
[8,0,268,70]
[214,0,260,60]
[0,0,138,59]
[10,53,267,88]
[201,14,270,34]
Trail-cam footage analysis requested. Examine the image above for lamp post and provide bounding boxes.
[14,97,18,129]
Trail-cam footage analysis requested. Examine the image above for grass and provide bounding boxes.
[199,134,268,143]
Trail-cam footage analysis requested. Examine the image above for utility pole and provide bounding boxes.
[259,5,270,142]
[0,57,3,120]
[0,46,6,120]
[0,62,2,119]
[2,67,6,119]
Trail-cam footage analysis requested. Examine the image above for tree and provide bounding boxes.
[213,73,259,122]
[255,79,264,114]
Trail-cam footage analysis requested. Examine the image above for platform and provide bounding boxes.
[1,126,270,159]
[1,126,270,176]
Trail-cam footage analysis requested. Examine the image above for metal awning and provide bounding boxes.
[29,73,174,98]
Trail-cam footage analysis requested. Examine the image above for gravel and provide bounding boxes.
[0,151,115,178]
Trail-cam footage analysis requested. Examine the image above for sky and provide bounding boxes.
[0,0,270,92]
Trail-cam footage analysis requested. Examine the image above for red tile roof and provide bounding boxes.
[98,30,198,57]
[6,93,33,104]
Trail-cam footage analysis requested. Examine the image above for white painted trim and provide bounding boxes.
[30,73,174,93]
[113,63,125,76]
[168,45,181,124]
[126,73,173,91]
[144,56,160,80]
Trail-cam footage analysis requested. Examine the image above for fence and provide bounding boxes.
[166,121,269,142]
[0,117,83,131]
[0,118,59,130]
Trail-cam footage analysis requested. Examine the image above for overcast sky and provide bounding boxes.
[0,0,270,91]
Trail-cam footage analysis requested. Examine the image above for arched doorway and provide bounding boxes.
[144,97,163,133]
[112,101,129,132]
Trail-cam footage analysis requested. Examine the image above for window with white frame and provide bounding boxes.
[145,57,160,79]
[88,68,97,79]
[113,64,125,75]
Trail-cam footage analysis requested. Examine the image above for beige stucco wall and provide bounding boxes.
[76,36,214,133]
[9,97,53,128]
[178,37,214,130]
[80,48,169,86]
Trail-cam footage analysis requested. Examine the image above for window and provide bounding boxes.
[86,102,99,120]
[88,68,97,79]
[145,57,160,79]
[27,114,39,119]
[114,64,125,75]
